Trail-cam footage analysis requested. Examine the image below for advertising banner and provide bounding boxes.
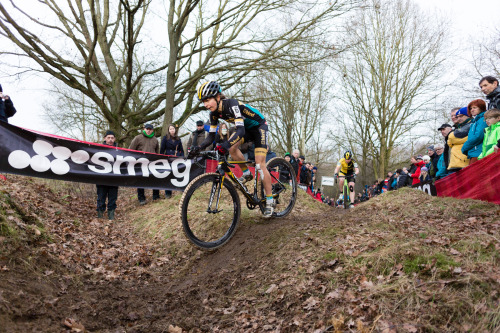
[0,122,204,190]
[321,176,335,187]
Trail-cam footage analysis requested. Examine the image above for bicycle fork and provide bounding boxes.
[207,175,225,214]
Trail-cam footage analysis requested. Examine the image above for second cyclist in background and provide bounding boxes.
[334,151,360,209]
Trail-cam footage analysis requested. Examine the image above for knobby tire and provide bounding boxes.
[260,157,297,217]
[179,173,241,250]
[343,182,349,209]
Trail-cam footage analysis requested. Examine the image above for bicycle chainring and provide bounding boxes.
[246,199,258,210]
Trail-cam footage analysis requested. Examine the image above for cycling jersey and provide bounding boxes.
[200,98,268,155]
[337,158,358,175]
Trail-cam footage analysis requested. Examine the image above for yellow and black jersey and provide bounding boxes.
[337,158,358,175]
[201,98,267,151]
[207,98,266,131]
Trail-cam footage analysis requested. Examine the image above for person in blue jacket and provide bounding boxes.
[462,99,488,165]
[160,124,184,198]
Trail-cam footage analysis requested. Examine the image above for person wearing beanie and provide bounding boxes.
[422,154,431,168]
[462,99,488,164]
[96,130,119,220]
[129,124,160,204]
[187,120,212,151]
[280,152,293,184]
[447,108,472,173]
[419,166,431,183]
[427,145,439,177]
[453,107,470,128]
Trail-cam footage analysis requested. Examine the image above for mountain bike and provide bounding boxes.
[179,151,297,250]
[335,173,354,209]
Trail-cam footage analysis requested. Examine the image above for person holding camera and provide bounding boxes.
[0,84,17,123]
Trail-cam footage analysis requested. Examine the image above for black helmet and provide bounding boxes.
[344,150,353,160]
[197,81,221,101]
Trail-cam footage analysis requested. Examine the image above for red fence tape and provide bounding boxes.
[435,152,500,204]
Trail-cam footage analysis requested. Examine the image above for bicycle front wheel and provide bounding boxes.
[343,183,349,209]
[179,173,241,250]
[261,157,297,218]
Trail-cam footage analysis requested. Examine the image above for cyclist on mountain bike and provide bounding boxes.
[334,150,359,209]
[190,81,275,217]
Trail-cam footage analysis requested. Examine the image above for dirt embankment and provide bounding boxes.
[0,175,499,332]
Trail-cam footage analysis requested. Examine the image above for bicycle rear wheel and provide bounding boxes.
[260,157,297,217]
[343,183,350,209]
[179,173,241,250]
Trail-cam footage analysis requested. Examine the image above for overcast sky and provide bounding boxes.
[3,0,500,133]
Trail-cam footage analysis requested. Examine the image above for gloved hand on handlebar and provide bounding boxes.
[187,145,201,158]
[215,144,227,155]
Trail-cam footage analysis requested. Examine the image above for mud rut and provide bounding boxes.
[1,187,342,333]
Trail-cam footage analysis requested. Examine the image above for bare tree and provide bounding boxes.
[42,82,105,142]
[0,0,167,143]
[334,0,449,179]
[160,0,359,133]
[472,28,500,78]
[0,0,359,141]
[251,49,334,158]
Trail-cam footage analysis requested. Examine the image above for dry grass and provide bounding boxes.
[3,175,498,332]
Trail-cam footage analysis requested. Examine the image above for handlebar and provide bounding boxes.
[188,150,234,168]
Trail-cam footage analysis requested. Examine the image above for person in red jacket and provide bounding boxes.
[408,156,425,186]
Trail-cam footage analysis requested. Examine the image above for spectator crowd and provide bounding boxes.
[74,75,500,216]
[2,75,499,219]
[283,75,500,208]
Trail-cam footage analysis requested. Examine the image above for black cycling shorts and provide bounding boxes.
[339,173,356,183]
[242,123,268,156]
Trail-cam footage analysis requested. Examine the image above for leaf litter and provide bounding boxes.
[0,176,499,332]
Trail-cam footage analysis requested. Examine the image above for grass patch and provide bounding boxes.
[403,252,459,276]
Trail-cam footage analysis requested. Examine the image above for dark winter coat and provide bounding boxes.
[299,166,311,186]
[160,136,184,157]
[289,156,299,177]
[0,97,16,123]
[419,173,431,183]
[486,86,500,110]
[396,172,409,189]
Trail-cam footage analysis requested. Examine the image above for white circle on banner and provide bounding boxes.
[52,146,71,160]
[71,150,90,164]
[30,155,51,172]
[8,150,31,169]
[51,159,70,175]
[32,140,53,156]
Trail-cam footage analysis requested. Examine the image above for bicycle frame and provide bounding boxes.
[216,159,263,206]
[193,151,286,213]
[335,175,351,208]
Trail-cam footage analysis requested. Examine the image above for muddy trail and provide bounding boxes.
[0,175,499,332]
